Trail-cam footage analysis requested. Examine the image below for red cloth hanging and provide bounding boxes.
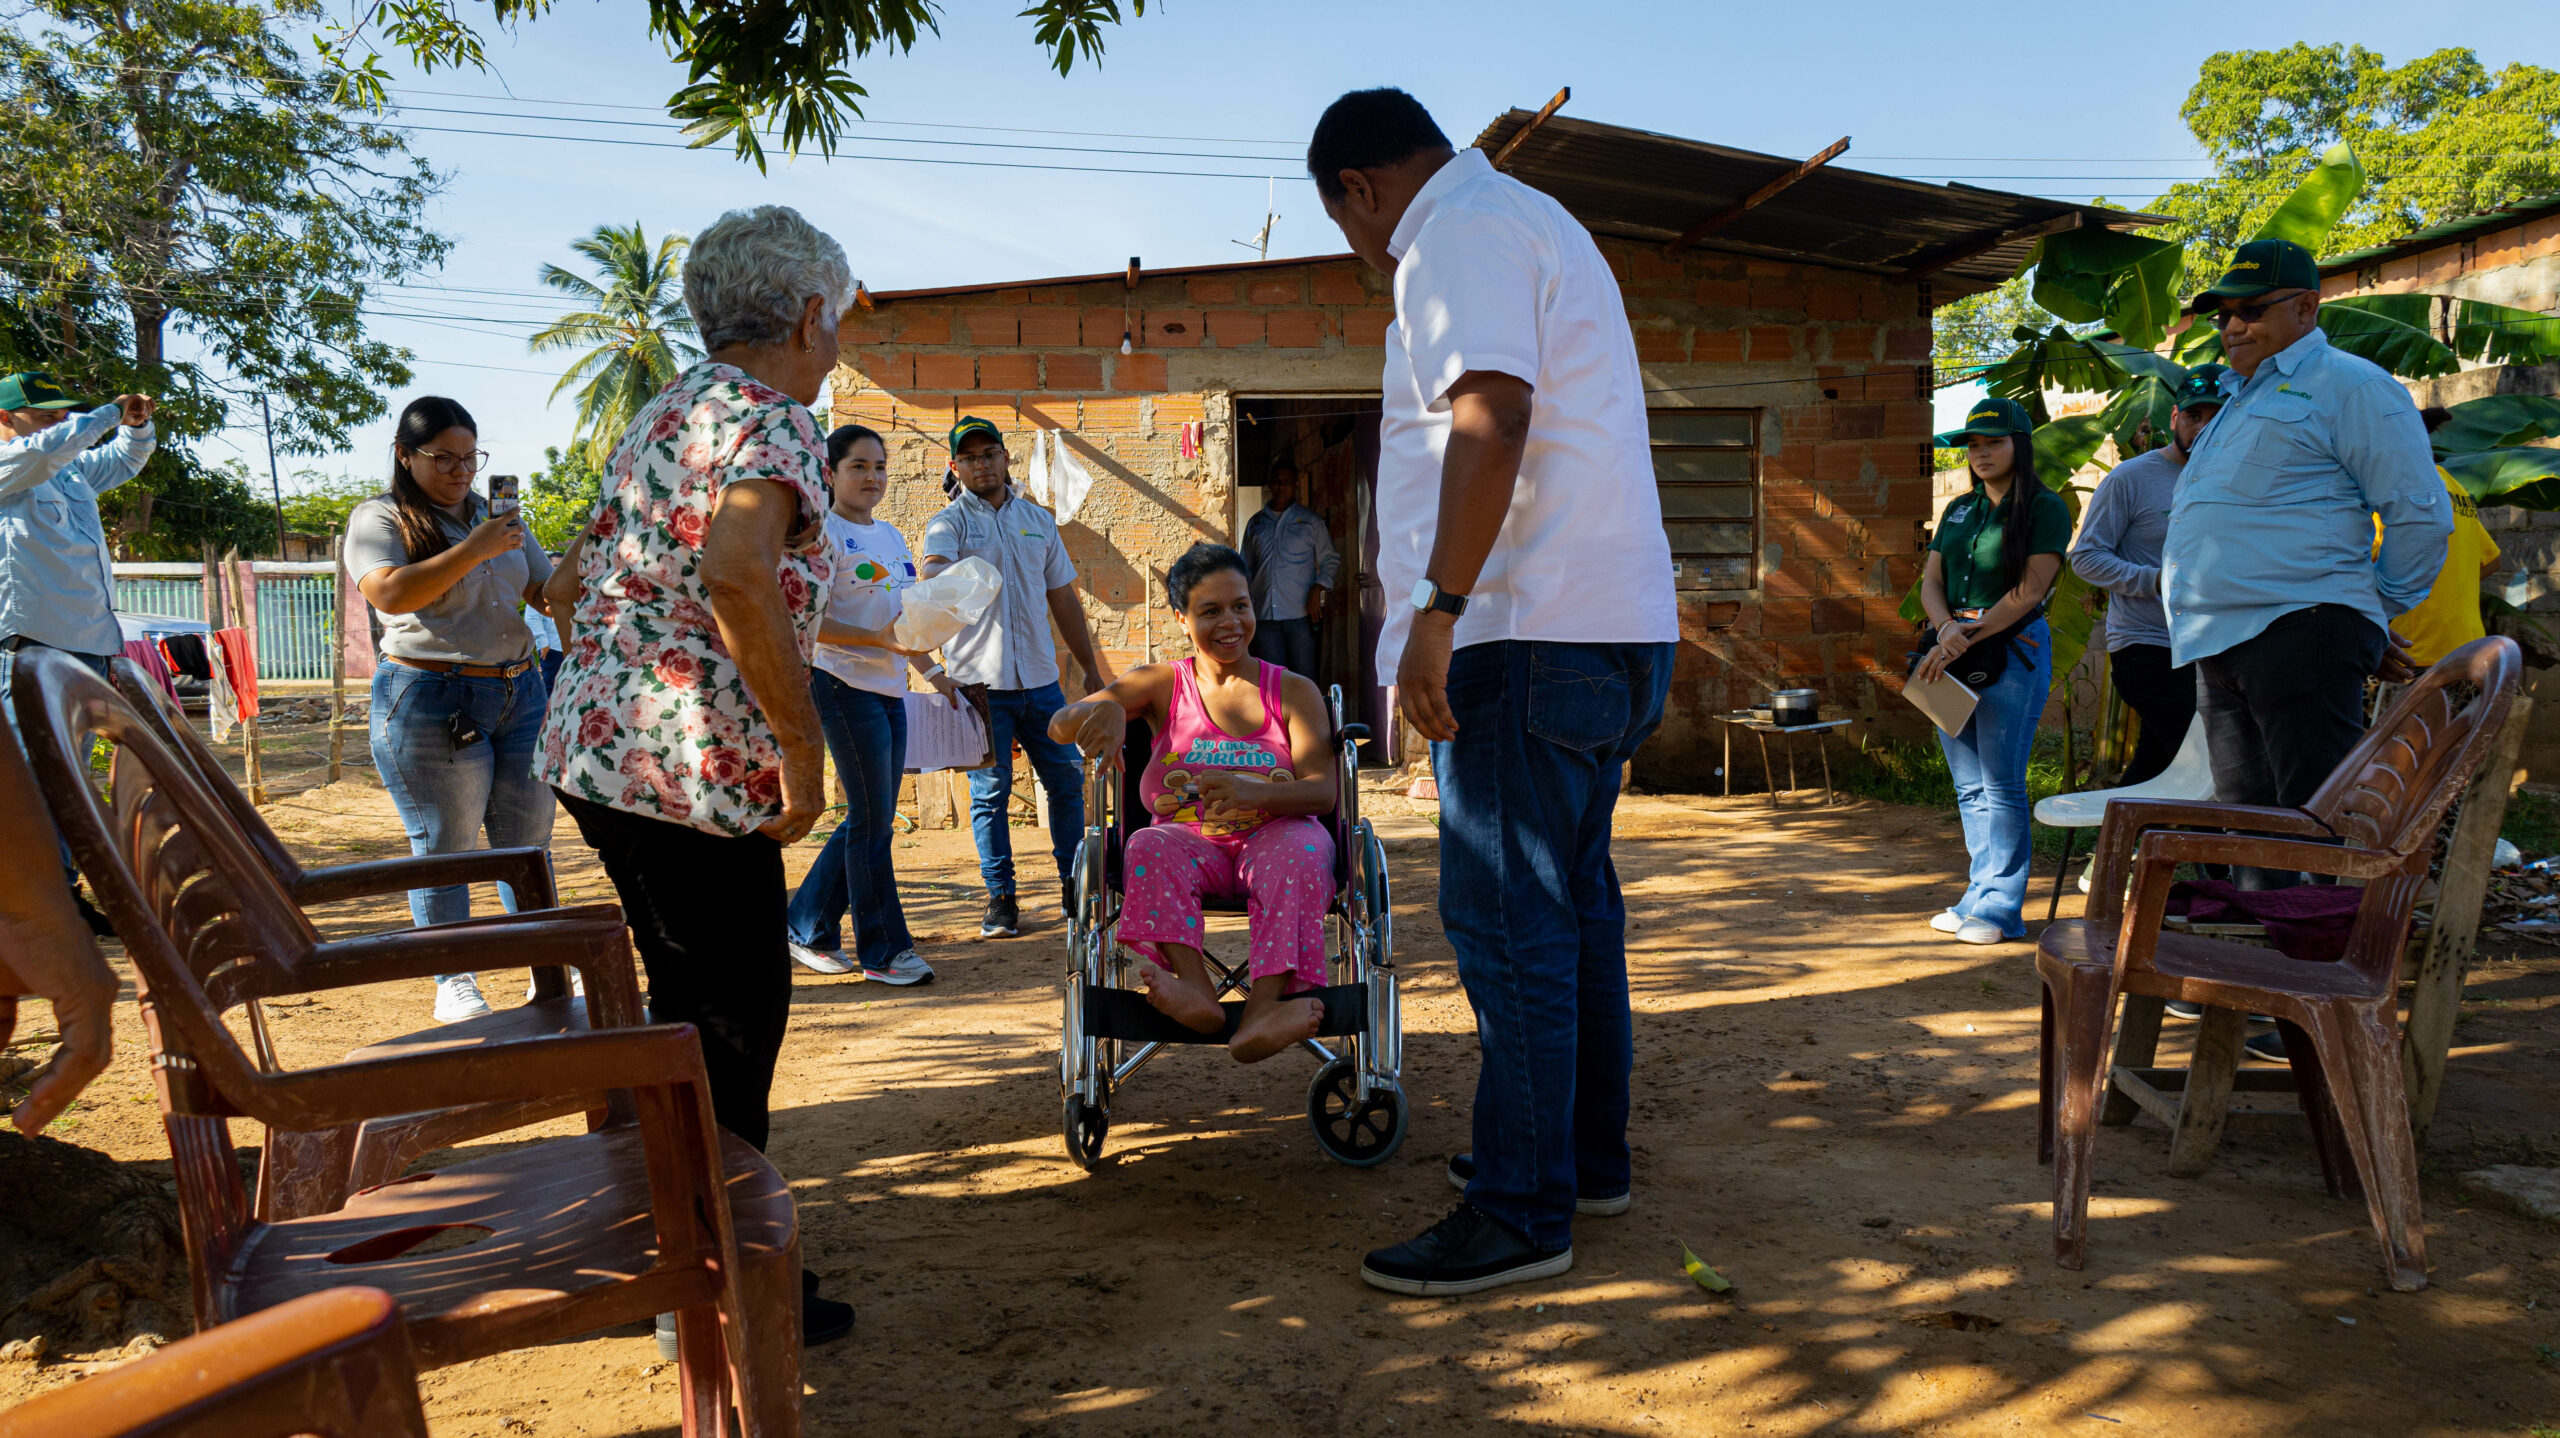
[212,627,260,717]
[122,639,180,706]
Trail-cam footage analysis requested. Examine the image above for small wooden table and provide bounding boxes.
[1712,713,1854,808]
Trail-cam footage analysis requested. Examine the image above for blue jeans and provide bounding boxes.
[1437,640,1673,1250]
[369,662,556,975]
[966,682,1085,901]
[0,641,113,880]
[1934,617,2052,939]
[786,672,914,965]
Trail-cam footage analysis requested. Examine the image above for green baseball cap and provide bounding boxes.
[2173,363,2231,411]
[0,372,82,411]
[1932,396,2034,447]
[2189,238,2320,311]
[948,415,1003,453]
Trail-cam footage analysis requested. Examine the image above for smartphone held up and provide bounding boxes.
[487,473,521,519]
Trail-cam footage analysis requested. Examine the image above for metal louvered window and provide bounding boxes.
[1649,409,1758,592]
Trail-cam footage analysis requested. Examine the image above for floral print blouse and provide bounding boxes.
[536,363,831,836]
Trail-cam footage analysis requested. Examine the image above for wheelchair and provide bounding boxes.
[1059,684,1406,1170]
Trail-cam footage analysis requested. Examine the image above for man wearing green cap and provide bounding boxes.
[1,372,157,923]
[2068,364,2226,785]
[2162,239,2446,888]
[920,416,1114,938]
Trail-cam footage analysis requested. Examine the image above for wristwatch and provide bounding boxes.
[1409,578,1468,618]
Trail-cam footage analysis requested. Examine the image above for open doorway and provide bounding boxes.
[1233,395,1386,763]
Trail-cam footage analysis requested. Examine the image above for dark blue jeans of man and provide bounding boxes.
[786,670,914,967]
[0,640,114,881]
[966,681,1086,901]
[1438,640,1672,1252]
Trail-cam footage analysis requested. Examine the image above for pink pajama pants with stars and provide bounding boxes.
[1117,817,1336,992]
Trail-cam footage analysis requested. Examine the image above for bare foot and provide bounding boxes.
[1229,994,1323,1064]
[1141,965,1225,1035]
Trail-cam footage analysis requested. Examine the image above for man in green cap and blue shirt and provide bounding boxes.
[2068,364,2227,786]
[2163,238,2446,893]
[921,415,1116,938]
[1,372,158,922]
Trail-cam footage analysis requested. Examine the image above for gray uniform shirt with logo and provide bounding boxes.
[345,496,552,666]
[2068,447,2179,652]
[922,485,1077,691]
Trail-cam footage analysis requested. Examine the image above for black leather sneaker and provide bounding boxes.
[980,892,1019,938]
[1445,1153,1632,1216]
[802,1268,854,1348]
[1360,1203,1572,1296]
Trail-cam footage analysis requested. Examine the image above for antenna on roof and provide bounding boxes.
[1234,178,1281,261]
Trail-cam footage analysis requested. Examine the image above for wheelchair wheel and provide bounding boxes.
[1063,1094,1109,1170]
[1307,1058,1407,1167]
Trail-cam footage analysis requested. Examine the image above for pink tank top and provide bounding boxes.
[1138,658,1295,837]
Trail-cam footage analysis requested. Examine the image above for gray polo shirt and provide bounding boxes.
[2068,447,2178,653]
[345,495,551,666]
[922,485,1076,691]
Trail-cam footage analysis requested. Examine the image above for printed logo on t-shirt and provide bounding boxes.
[1181,737,1278,770]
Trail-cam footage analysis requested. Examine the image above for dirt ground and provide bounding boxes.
[9,729,2560,1435]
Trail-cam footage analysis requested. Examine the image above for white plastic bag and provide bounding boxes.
[892,556,1003,651]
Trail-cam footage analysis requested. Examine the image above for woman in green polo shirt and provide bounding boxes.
[1915,399,2073,944]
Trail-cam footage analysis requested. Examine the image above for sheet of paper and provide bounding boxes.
[904,692,992,772]
[1901,670,1980,737]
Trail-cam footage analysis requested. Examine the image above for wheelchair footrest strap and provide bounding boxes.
[1081,982,1369,1045]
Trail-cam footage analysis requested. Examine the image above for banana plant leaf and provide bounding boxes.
[2168,320,2226,368]
[1980,327,2141,416]
[2099,376,2178,460]
[2451,298,2560,366]
[2484,590,2560,654]
[2313,299,2458,379]
[2030,230,2185,350]
[2430,395,2560,458]
[2034,413,2112,478]
[2442,447,2560,510]
[2043,562,2099,704]
[2251,142,2366,252]
[2108,242,2187,352]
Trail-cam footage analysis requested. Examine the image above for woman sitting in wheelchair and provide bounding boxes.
[1049,543,1338,1063]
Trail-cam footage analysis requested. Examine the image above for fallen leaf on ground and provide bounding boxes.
[1680,1243,1732,1294]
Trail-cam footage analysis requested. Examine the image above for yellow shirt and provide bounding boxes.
[2376,468,2501,666]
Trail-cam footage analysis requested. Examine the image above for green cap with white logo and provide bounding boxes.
[1931,396,2034,447]
[2189,238,2320,311]
[0,372,83,412]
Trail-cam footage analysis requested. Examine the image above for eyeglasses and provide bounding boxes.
[415,447,491,474]
[2209,290,2310,329]
[955,449,1008,467]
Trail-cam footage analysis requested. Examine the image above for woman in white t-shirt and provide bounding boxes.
[785,424,956,984]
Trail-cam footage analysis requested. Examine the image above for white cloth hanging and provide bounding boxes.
[1024,427,1053,508]
[1047,431,1096,528]
[208,643,239,744]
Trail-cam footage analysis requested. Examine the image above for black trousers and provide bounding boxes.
[1249,616,1318,680]
[2108,643,2197,787]
[558,790,791,1150]
[2194,604,2386,887]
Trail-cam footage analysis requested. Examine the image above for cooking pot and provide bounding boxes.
[1770,688,1820,727]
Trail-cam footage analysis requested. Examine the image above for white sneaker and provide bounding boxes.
[1952,918,2008,945]
[1929,909,1965,933]
[790,943,856,976]
[860,950,936,986]
[433,974,493,1024]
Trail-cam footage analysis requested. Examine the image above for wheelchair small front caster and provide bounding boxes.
[1063,1094,1109,1170]
[1307,1058,1407,1168]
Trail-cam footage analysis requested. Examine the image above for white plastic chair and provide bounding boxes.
[2031,718,2216,921]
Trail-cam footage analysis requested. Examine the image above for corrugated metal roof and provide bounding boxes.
[2320,192,2560,275]
[1469,110,2166,303]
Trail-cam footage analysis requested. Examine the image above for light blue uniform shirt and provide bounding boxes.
[2162,328,2447,667]
[922,484,1077,691]
[0,406,156,656]
[1239,502,1341,621]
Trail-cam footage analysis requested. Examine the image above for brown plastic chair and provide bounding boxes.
[0,1286,428,1437]
[2036,636,2521,1292]
[108,657,625,1221]
[12,648,800,1434]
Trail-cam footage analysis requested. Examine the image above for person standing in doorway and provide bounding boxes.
[2163,239,2447,888]
[1914,398,2071,945]
[1311,88,1677,1296]
[920,416,1115,940]
[784,422,954,985]
[2068,366,2225,785]
[0,372,156,934]
[345,396,556,1025]
[1240,459,1339,680]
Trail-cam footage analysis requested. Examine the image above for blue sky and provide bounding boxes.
[217,0,2558,489]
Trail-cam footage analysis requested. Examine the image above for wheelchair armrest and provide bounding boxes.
[1335,724,1371,745]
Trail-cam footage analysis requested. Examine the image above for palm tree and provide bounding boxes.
[528,223,701,466]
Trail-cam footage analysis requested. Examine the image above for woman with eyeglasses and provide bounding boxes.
[344,395,557,1024]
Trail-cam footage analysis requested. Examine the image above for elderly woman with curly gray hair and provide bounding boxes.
[537,203,857,1351]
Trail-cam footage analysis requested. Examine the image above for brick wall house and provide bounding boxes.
[828,111,2154,788]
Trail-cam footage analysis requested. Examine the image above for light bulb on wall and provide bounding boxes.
[1120,330,1134,356]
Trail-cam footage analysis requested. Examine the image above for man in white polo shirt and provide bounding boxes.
[1312,89,1677,1296]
